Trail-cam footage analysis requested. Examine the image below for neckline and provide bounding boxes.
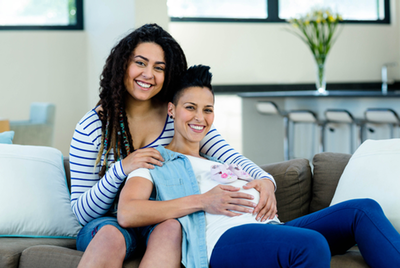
[92,109,170,150]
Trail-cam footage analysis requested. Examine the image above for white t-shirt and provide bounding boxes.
[127,155,281,260]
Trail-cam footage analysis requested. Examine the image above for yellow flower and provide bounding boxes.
[328,15,335,22]
[287,8,342,60]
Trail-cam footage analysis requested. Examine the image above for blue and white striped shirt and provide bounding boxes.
[69,109,275,225]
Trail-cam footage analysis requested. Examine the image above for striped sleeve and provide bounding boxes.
[199,125,276,189]
[69,111,126,225]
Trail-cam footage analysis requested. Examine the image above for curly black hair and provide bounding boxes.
[96,23,188,177]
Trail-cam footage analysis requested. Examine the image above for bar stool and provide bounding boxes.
[364,108,400,140]
[256,101,289,160]
[324,109,363,153]
[287,110,325,160]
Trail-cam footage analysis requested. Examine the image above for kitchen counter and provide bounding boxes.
[239,90,400,165]
[238,90,400,98]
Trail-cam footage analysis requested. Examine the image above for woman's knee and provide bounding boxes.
[358,198,381,210]
[344,198,384,217]
[152,219,182,242]
[292,230,331,266]
[343,198,381,210]
[95,225,126,249]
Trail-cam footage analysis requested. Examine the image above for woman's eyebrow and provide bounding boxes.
[134,55,166,65]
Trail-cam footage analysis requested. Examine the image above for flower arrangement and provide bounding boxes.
[287,9,343,93]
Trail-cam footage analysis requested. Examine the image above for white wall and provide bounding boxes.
[1,0,399,159]
[169,0,400,163]
[85,0,136,109]
[170,0,399,85]
[0,0,169,156]
[0,31,87,155]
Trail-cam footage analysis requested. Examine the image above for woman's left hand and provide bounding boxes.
[242,179,277,222]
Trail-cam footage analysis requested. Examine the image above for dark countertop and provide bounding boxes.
[237,90,400,98]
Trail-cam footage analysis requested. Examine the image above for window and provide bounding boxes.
[168,0,390,24]
[0,0,83,30]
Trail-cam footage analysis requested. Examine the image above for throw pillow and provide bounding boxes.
[0,144,82,238]
[330,139,400,232]
[310,152,351,213]
[261,158,312,222]
[0,131,14,144]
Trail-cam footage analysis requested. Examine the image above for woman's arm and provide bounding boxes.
[69,111,126,225]
[200,125,275,186]
[69,111,165,226]
[200,125,277,222]
[118,175,257,228]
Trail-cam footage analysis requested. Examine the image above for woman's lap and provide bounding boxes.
[76,216,153,259]
[210,199,400,268]
[286,198,400,267]
[210,223,331,268]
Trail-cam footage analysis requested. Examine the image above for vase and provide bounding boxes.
[314,55,327,94]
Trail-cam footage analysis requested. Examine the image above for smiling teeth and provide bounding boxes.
[190,125,203,130]
[137,81,151,88]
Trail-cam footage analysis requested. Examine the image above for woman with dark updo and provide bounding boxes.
[70,24,276,267]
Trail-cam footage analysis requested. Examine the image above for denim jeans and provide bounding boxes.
[76,216,153,260]
[210,199,400,268]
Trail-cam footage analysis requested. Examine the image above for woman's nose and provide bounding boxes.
[142,67,154,79]
[195,111,204,121]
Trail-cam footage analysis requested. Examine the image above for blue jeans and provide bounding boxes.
[210,199,400,268]
[76,216,153,260]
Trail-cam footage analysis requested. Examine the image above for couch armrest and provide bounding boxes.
[310,152,351,213]
[260,158,312,222]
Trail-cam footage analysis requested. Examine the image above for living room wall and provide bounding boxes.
[0,0,168,156]
[0,31,87,155]
[169,0,399,85]
[0,0,399,158]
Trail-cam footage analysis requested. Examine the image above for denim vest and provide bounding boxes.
[149,145,222,268]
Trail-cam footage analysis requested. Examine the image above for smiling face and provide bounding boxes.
[124,42,166,102]
[169,86,214,145]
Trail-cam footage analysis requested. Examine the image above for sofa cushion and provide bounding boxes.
[0,131,14,144]
[18,244,143,268]
[19,245,82,268]
[330,246,368,268]
[260,158,312,222]
[310,152,351,213]
[0,238,76,268]
[330,139,400,232]
[0,144,81,238]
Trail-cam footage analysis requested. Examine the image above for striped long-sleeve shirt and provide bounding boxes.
[70,109,275,225]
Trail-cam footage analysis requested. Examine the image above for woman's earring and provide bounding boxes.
[170,115,174,119]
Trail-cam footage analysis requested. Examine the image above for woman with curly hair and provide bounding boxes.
[69,24,276,267]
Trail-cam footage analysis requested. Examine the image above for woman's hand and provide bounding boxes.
[121,148,164,175]
[200,185,257,217]
[242,179,277,222]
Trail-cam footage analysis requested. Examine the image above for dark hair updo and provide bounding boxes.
[96,23,187,177]
[172,64,214,105]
